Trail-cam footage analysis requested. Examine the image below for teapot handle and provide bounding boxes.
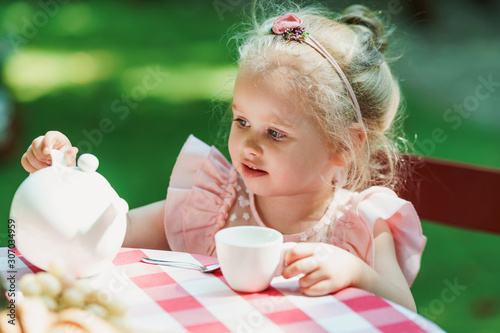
[50,149,68,168]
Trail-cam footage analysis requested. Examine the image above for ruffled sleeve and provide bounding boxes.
[164,135,238,256]
[345,186,427,286]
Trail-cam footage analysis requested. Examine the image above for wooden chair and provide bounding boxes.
[398,155,500,234]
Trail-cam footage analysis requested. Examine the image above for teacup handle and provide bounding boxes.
[274,242,297,277]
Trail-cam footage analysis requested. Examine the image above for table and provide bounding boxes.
[1,247,444,333]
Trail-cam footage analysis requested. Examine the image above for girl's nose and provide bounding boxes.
[242,133,263,157]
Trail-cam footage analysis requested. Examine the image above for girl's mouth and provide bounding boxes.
[241,162,268,178]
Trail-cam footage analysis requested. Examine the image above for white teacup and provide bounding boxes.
[215,226,295,293]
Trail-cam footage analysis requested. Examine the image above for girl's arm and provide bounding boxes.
[123,200,170,250]
[355,219,416,311]
[282,219,416,311]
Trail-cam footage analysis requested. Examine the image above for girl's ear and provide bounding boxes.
[329,150,347,167]
[328,124,366,167]
[351,123,367,151]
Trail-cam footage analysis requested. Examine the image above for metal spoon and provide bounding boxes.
[141,257,220,273]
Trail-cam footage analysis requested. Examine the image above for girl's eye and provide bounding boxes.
[268,129,286,141]
[233,117,249,128]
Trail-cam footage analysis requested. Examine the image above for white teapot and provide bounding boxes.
[10,149,128,277]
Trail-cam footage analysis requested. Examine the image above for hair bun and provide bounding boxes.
[337,5,389,54]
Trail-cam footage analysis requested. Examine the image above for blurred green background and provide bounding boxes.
[0,0,499,331]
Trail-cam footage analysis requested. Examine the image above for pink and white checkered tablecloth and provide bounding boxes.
[1,247,444,333]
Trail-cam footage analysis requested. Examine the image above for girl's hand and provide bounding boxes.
[282,242,365,296]
[21,131,78,173]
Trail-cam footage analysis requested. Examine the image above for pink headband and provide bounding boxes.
[271,13,363,127]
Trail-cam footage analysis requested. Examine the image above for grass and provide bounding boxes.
[1,1,499,331]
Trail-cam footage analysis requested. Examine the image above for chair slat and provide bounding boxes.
[399,156,500,234]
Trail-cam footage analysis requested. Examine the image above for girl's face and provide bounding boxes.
[228,71,341,198]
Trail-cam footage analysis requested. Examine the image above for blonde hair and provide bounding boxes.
[232,1,409,192]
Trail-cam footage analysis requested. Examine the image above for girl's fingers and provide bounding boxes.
[282,256,320,279]
[64,147,78,167]
[283,242,317,265]
[44,131,77,166]
[297,268,329,289]
[21,153,36,173]
[31,137,50,164]
[24,148,50,172]
[40,131,76,166]
[21,146,77,173]
[43,131,71,152]
[282,243,326,278]
[20,131,75,173]
[300,279,337,297]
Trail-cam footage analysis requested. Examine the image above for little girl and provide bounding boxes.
[21,3,426,311]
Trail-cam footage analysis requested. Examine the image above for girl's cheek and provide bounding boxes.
[228,131,239,159]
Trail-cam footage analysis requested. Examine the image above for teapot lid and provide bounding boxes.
[51,149,99,173]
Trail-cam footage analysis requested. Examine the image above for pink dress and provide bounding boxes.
[164,135,427,286]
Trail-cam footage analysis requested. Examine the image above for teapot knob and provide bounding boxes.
[77,154,99,172]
